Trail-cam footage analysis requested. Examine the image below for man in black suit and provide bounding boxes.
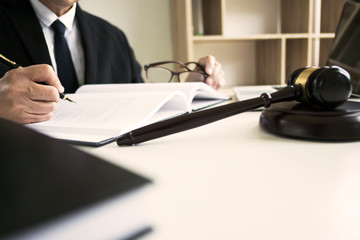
[0,0,225,124]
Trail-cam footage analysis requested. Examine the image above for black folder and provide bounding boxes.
[0,117,151,239]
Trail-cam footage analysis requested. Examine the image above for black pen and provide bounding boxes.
[0,53,76,103]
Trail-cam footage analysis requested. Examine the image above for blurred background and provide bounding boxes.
[79,0,346,87]
[79,0,174,81]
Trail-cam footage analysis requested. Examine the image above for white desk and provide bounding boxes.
[80,101,360,240]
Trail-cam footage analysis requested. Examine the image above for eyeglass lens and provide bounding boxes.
[147,67,172,83]
[146,62,205,83]
[147,68,205,83]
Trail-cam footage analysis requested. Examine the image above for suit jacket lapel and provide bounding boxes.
[4,1,52,66]
[75,5,98,84]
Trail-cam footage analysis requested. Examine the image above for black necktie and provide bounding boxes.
[51,19,78,93]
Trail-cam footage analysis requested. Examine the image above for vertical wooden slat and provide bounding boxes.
[321,0,347,33]
[256,39,281,85]
[170,0,193,61]
[281,0,309,33]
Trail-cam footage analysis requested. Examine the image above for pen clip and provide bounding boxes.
[0,53,19,70]
[0,54,16,65]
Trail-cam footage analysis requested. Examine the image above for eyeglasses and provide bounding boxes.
[144,61,209,83]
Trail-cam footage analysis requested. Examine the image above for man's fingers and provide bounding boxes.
[16,111,53,124]
[211,62,225,89]
[2,99,56,124]
[28,81,60,102]
[4,66,61,102]
[0,65,61,124]
[17,100,56,124]
[24,99,57,115]
[198,55,225,89]
[198,55,216,75]
[20,64,64,93]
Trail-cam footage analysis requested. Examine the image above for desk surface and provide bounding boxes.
[80,95,360,240]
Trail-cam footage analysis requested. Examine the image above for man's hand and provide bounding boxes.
[0,64,64,124]
[198,55,225,90]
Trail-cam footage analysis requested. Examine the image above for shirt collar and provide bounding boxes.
[30,0,77,30]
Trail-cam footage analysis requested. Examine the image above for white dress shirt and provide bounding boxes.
[30,0,85,86]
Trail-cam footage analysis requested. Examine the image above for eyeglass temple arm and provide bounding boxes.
[144,60,190,70]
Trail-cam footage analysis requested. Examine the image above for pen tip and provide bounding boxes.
[59,93,76,103]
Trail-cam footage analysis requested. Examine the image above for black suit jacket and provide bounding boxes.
[0,0,143,84]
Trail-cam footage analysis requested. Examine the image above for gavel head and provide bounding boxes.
[287,66,353,109]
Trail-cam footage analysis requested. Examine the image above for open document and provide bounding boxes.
[27,82,230,146]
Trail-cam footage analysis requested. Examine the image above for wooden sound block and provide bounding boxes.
[259,100,360,141]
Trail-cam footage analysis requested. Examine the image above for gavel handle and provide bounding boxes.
[116,85,302,146]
